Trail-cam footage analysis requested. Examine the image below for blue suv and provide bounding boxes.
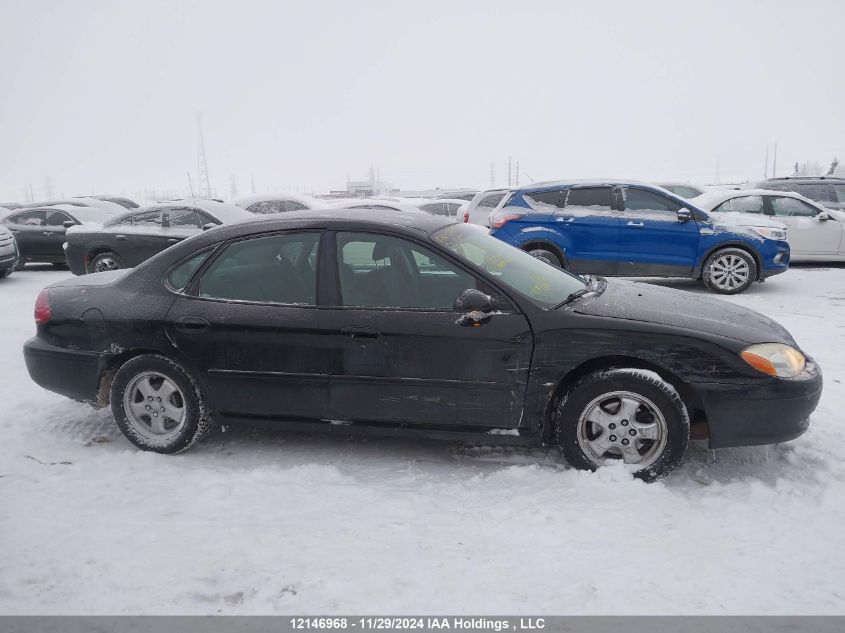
[487,180,790,294]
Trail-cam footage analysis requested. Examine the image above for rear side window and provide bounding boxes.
[197,233,319,305]
[286,201,308,212]
[8,210,46,226]
[714,196,764,214]
[525,190,565,209]
[769,197,819,217]
[765,182,836,203]
[834,185,845,203]
[46,211,74,226]
[124,210,162,225]
[167,209,205,228]
[247,200,287,215]
[168,250,212,290]
[477,193,506,208]
[564,187,613,214]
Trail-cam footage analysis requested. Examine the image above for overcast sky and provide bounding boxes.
[1,0,843,201]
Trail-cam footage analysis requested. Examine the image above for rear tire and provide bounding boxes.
[701,247,757,295]
[527,248,563,268]
[554,369,689,482]
[88,251,123,274]
[110,354,215,453]
[0,267,12,278]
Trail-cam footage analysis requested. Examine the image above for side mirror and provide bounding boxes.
[677,208,692,223]
[202,222,217,231]
[454,288,493,327]
[62,220,76,228]
[817,211,830,221]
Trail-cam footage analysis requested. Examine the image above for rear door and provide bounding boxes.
[617,187,699,276]
[551,186,620,274]
[4,210,47,260]
[766,195,843,256]
[44,210,74,260]
[165,231,330,421]
[323,230,533,429]
[115,209,171,266]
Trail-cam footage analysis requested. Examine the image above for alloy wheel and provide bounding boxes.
[122,371,187,440]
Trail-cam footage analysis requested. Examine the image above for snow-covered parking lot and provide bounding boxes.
[1,265,844,615]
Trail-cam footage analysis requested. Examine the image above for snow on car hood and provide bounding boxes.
[571,278,795,345]
[709,212,787,230]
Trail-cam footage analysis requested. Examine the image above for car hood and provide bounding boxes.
[709,212,787,230]
[570,278,795,345]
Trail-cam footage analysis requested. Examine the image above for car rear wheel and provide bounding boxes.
[701,247,757,294]
[110,354,216,453]
[0,267,12,278]
[88,251,123,274]
[527,248,563,268]
[555,369,689,482]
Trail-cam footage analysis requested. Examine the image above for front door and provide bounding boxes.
[617,187,700,276]
[322,231,533,429]
[165,231,330,421]
[5,209,47,260]
[766,196,843,256]
[43,210,73,260]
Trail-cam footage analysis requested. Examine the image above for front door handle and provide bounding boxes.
[174,316,209,332]
[116,234,127,241]
[626,221,644,228]
[340,325,380,340]
[556,217,575,223]
[167,238,179,244]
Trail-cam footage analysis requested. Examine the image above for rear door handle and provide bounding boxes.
[116,234,127,241]
[175,316,209,332]
[340,325,380,340]
[556,217,575,223]
[626,221,644,228]
[167,238,179,243]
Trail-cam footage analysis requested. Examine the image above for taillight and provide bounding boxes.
[34,289,52,325]
[463,211,470,223]
[490,212,525,229]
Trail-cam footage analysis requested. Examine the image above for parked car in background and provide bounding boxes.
[655,182,706,199]
[487,179,789,294]
[6,197,127,215]
[417,198,467,220]
[331,198,427,214]
[230,193,323,214]
[64,201,252,274]
[1,204,120,268]
[0,223,20,277]
[82,195,140,210]
[692,189,845,262]
[435,190,477,201]
[751,176,845,212]
[24,210,821,481]
[463,189,510,225]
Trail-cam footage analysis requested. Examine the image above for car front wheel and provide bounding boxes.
[527,248,563,268]
[110,354,216,453]
[701,247,757,294]
[88,251,124,274]
[555,369,690,482]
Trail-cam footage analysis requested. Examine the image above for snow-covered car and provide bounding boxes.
[750,176,845,212]
[435,190,478,201]
[230,193,323,214]
[654,182,706,199]
[1,204,121,268]
[417,198,468,221]
[691,189,845,262]
[463,189,510,225]
[64,201,252,274]
[0,223,20,277]
[24,210,822,481]
[330,198,427,214]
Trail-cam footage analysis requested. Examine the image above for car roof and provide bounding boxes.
[690,188,826,210]
[517,178,668,192]
[758,176,845,185]
[229,192,322,208]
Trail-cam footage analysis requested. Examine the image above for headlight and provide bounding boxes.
[740,343,806,378]
[750,226,788,241]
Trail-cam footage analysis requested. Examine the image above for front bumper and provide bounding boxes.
[23,337,109,402]
[64,242,89,276]
[695,359,822,449]
[759,240,790,279]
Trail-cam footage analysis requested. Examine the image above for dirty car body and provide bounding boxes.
[24,210,821,468]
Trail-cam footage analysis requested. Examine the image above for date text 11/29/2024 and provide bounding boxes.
[290,617,546,631]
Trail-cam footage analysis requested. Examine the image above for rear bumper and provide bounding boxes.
[696,359,822,449]
[23,337,108,402]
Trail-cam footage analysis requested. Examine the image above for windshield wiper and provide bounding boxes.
[552,288,590,310]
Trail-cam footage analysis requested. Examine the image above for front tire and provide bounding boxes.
[110,354,215,453]
[88,251,124,274]
[527,248,563,268]
[701,247,757,294]
[555,369,689,482]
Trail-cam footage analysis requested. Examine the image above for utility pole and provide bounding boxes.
[772,142,778,178]
[196,112,211,198]
[515,160,519,187]
[764,145,769,178]
[508,156,512,187]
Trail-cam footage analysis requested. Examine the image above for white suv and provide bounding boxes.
[462,189,512,226]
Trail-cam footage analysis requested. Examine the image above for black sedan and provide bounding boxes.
[1,204,120,267]
[24,210,822,481]
[64,200,252,274]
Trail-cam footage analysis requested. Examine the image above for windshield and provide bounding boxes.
[432,223,586,308]
[68,206,116,224]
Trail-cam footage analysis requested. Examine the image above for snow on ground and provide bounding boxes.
[1,264,844,615]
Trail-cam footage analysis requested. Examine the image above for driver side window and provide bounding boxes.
[336,232,478,309]
[197,232,319,305]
